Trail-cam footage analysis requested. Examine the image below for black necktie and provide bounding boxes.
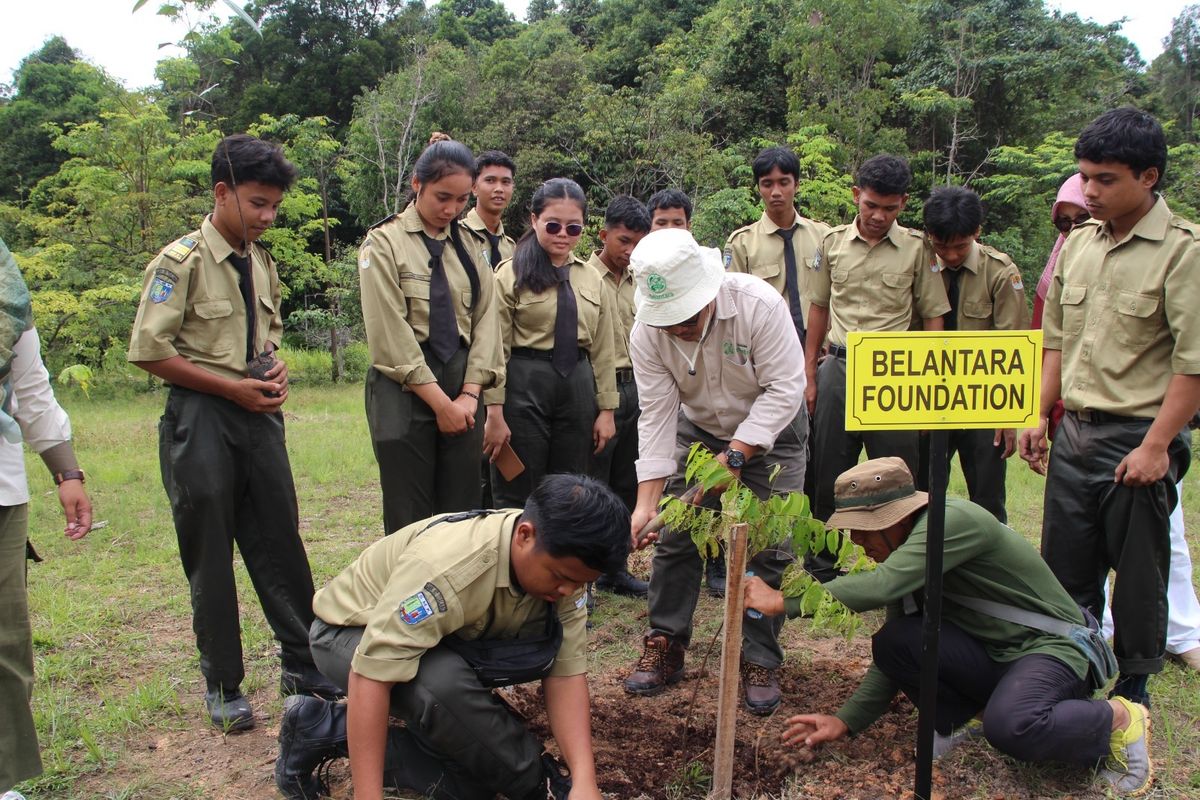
[486,232,502,270]
[774,226,806,343]
[227,251,256,362]
[552,265,579,377]
[419,234,460,363]
[945,268,961,332]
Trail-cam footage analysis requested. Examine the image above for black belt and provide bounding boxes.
[511,346,587,362]
[827,344,848,358]
[615,367,635,384]
[1070,409,1149,425]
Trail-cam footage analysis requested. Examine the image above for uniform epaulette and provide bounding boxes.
[253,240,274,260]
[1170,216,1200,241]
[368,213,397,231]
[979,243,1015,266]
[823,222,852,240]
[725,224,754,244]
[162,234,200,263]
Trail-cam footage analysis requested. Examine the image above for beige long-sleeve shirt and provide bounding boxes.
[630,272,806,482]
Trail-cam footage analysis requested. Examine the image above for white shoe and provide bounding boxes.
[3,791,29,800]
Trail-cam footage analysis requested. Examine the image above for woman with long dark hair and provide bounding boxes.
[359,139,502,533]
[483,179,618,505]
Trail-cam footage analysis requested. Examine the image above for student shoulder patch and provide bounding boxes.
[399,591,436,625]
[1009,272,1024,292]
[723,248,733,269]
[149,267,179,304]
[358,240,371,270]
[422,582,448,612]
[163,236,198,263]
[812,250,822,271]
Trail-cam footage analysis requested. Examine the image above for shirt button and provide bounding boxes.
[481,552,494,565]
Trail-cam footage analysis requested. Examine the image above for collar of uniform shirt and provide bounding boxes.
[937,240,981,274]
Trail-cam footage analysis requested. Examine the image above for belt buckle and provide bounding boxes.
[1076,409,1094,423]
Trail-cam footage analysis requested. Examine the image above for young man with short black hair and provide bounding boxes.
[1020,107,1200,710]
[647,188,692,230]
[919,186,1029,522]
[587,196,652,597]
[803,155,950,541]
[129,134,340,731]
[464,149,517,270]
[275,474,630,800]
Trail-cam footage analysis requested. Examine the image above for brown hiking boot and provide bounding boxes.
[742,662,781,716]
[623,634,685,696]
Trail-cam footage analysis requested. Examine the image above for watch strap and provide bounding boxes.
[53,469,86,485]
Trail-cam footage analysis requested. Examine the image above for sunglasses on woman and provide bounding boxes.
[543,221,584,236]
[1053,212,1090,235]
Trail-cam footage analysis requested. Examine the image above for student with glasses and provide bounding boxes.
[484,178,619,506]
[358,138,503,535]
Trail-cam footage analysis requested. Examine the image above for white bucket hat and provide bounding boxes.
[630,229,724,327]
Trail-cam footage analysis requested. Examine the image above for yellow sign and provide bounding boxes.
[845,330,1042,431]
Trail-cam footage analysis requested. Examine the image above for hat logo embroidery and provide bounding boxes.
[646,273,674,300]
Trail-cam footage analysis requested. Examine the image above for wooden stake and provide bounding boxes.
[711,522,749,800]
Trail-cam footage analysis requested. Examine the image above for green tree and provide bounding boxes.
[527,0,558,22]
[1150,5,1200,141]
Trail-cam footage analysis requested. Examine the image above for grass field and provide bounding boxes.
[12,383,1200,799]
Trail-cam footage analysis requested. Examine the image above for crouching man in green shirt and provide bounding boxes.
[274,474,628,800]
[744,458,1153,796]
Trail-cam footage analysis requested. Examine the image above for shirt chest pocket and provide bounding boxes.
[1058,284,1087,336]
[399,276,431,328]
[960,300,993,328]
[1112,289,1161,349]
[255,295,276,348]
[749,259,781,281]
[880,271,914,307]
[576,283,602,337]
[191,298,237,356]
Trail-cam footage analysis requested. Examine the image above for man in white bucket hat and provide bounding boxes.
[621,227,806,714]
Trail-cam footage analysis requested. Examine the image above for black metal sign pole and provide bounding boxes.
[914,429,949,800]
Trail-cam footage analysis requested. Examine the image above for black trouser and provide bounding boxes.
[493,351,595,507]
[916,428,1008,523]
[366,346,482,535]
[812,353,919,521]
[647,412,806,668]
[588,375,639,511]
[158,387,316,690]
[309,620,545,799]
[1042,411,1191,675]
[873,616,1111,764]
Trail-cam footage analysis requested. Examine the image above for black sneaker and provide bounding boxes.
[275,695,348,800]
[205,685,254,732]
[280,661,345,701]
[595,569,649,597]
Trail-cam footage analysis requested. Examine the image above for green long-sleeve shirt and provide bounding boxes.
[785,498,1089,734]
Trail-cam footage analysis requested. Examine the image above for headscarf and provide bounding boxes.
[1035,174,1087,303]
[1,237,33,443]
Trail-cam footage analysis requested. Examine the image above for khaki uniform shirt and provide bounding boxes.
[484,254,619,409]
[463,208,516,271]
[939,242,1031,332]
[1044,196,1200,417]
[127,217,282,382]
[313,510,589,684]
[586,251,634,370]
[631,273,806,482]
[805,219,950,347]
[358,204,503,390]
[724,210,830,324]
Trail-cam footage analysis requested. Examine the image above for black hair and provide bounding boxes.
[523,474,631,574]
[922,186,984,241]
[752,146,801,183]
[1074,107,1167,191]
[604,195,651,233]
[211,134,297,190]
[411,139,483,310]
[647,188,693,222]
[476,149,516,177]
[855,154,912,196]
[513,178,587,295]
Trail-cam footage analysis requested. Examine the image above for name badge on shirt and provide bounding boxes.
[399,591,435,624]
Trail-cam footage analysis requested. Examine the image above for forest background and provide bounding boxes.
[2,0,1200,388]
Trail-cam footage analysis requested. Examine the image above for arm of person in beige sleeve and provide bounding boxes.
[483,263,515,459]
[358,230,437,387]
[1019,260,1065,474]
[629,324,680,543]
[990,260,1032,457]
[913,242,950,329]
[589,275,618,454]
[731,292,806,452]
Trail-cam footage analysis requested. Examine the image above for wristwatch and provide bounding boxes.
[723,448,746,470]
[54,469,86,485]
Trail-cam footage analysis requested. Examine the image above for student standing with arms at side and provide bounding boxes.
[1020,108,1199,709]
[129,135,339,731]
[358,139,502,534]
[484,179,618,506]
[917,186,1029,522]
[587,196,651,597]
